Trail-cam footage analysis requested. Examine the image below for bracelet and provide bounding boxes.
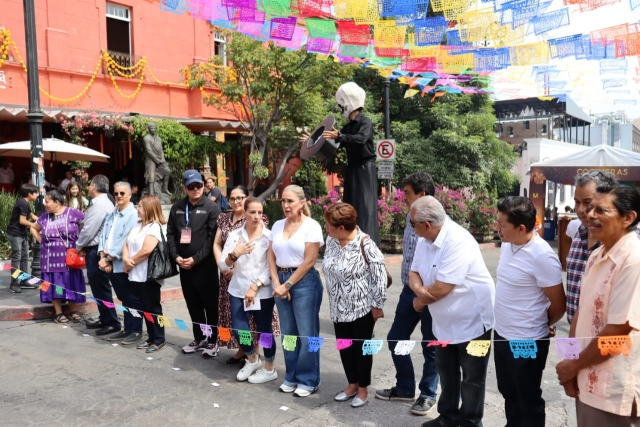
[250,284,258,292]
[228,252,238,262]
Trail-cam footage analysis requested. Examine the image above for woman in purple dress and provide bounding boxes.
[31,190,86,324]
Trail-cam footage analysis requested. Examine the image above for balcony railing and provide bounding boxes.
[102,50,143,77]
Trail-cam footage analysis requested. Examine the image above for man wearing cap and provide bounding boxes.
[167,170,222,357]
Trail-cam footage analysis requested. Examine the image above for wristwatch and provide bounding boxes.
[284,281,293,290]
[254,280,263,289]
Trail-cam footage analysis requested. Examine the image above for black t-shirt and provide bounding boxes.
[7,199,31,237]
[206,187,223,207]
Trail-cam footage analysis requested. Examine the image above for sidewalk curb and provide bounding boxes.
[0,286,184,322]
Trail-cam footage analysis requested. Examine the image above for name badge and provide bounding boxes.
[180,228,192,244]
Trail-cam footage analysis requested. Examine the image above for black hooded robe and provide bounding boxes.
[336,112,380,245]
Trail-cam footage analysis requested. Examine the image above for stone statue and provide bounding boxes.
[143,123,172,204]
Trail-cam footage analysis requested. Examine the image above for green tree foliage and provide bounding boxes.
[188,31,353,200]
[351,68,518,195]
[393,95,519,195]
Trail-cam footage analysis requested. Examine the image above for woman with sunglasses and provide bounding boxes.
[213,185,280,363]
[268,184,324,397]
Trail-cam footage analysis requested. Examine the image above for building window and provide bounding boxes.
[106,3,132,66]
[214,31,227,66]
[508,126,514,137]
[541,124,547,135]
[524,121,530,130]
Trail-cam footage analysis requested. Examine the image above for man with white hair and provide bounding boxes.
[410,196,495,427]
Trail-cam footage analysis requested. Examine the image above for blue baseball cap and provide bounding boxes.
[182,169,202,187]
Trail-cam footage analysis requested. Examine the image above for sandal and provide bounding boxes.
[68,311,82,323]
[53,313,69,324]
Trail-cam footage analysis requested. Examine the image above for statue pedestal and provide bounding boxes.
[161,204,172,222]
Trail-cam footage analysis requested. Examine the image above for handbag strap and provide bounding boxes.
[360,234,371,265]
[50,208,70,249]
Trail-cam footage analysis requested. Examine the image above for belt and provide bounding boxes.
[277,266,298,273]
[84,245,98,250]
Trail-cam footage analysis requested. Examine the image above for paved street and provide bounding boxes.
[0,247,577,427]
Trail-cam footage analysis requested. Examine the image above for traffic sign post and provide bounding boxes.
[376,139,395,161]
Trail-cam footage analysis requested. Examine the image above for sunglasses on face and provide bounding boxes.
[186,182,204,191]
[114,191,127,197]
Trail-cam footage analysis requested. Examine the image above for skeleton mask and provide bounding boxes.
[335,82,366,120]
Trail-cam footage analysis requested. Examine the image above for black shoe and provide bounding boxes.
[95,326,121,336]
[9,284,22,293]
[19,283,38,289]
[226,355,247,364]
[85,320,104,329]
[421,417,457,427]
[374,387,415,402]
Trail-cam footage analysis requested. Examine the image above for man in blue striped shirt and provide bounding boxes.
[375,172,440,417]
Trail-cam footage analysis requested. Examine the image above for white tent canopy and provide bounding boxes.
[530,144,640,168]
[0,137,109,163]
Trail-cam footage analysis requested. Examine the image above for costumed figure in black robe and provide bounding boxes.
[322,82,380,245]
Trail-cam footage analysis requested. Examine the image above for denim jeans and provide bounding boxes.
[387,285,439,399]
[274,268,323,391]
[494,331,550,427]
[108,272,143,334]
[8,234,29,285]
[436,329,492,427]
[86,247,120,328]
[230,295,276,362]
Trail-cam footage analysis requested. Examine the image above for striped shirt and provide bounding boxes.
[566,223,640,325]
[401,212,419,286]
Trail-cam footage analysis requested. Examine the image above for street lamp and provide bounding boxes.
[23,0,45,276]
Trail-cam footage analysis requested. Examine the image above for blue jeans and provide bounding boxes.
[108,272,142,334]
[86,247,120,328]
[387,285,439,399]
[436,329,492,427]
[274,268,323,391]
[230,295,276,362]
[8,234,29,286]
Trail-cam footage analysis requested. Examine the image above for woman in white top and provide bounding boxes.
[122,195,167,354]
[219,197,277,384]
[268,185,324,397]
[322,203,387,407]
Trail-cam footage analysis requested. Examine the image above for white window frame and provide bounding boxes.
[214,31,227,66]
[106,3,132,56]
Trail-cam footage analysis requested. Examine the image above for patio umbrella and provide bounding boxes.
[0,137,110,163]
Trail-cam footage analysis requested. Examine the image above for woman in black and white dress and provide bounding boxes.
[322,203,387,408]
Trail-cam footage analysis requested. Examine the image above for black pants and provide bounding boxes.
[180,261,219,343]
[494,331,550,427]
[334,311,375,388]
[86,247,120,328]
[436,329,492,427]
[132,279,165,345]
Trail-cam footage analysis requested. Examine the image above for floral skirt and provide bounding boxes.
[217,274,280,349]
[40,270,87,304]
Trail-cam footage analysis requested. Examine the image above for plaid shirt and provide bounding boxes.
[566,223,640,325]
[401,212,419,286]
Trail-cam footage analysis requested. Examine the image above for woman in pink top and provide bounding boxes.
[556,184,640,426]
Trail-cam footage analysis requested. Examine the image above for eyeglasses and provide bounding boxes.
[113,191,127,197]
[588,170,606,178]
[586,205,618,216]
[409,219,426,228]
[186,182,204,191]
[229,196,245,203]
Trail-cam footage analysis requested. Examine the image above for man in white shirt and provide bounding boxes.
[494,196,566,427]
[410,196,495,427]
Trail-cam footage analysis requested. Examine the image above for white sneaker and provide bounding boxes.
[182,339,207,354]
[248,368,278,384]
[279,383,296,393]
[237,357,263,382]
[202,343,219,358]
[293,387,317,397]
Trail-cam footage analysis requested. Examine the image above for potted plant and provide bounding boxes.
[378,189,407,254]
[468,193,498,243]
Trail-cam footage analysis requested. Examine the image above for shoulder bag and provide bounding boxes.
[147,223,179,281]
[52,209,86,269]
[360,235,392,288]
